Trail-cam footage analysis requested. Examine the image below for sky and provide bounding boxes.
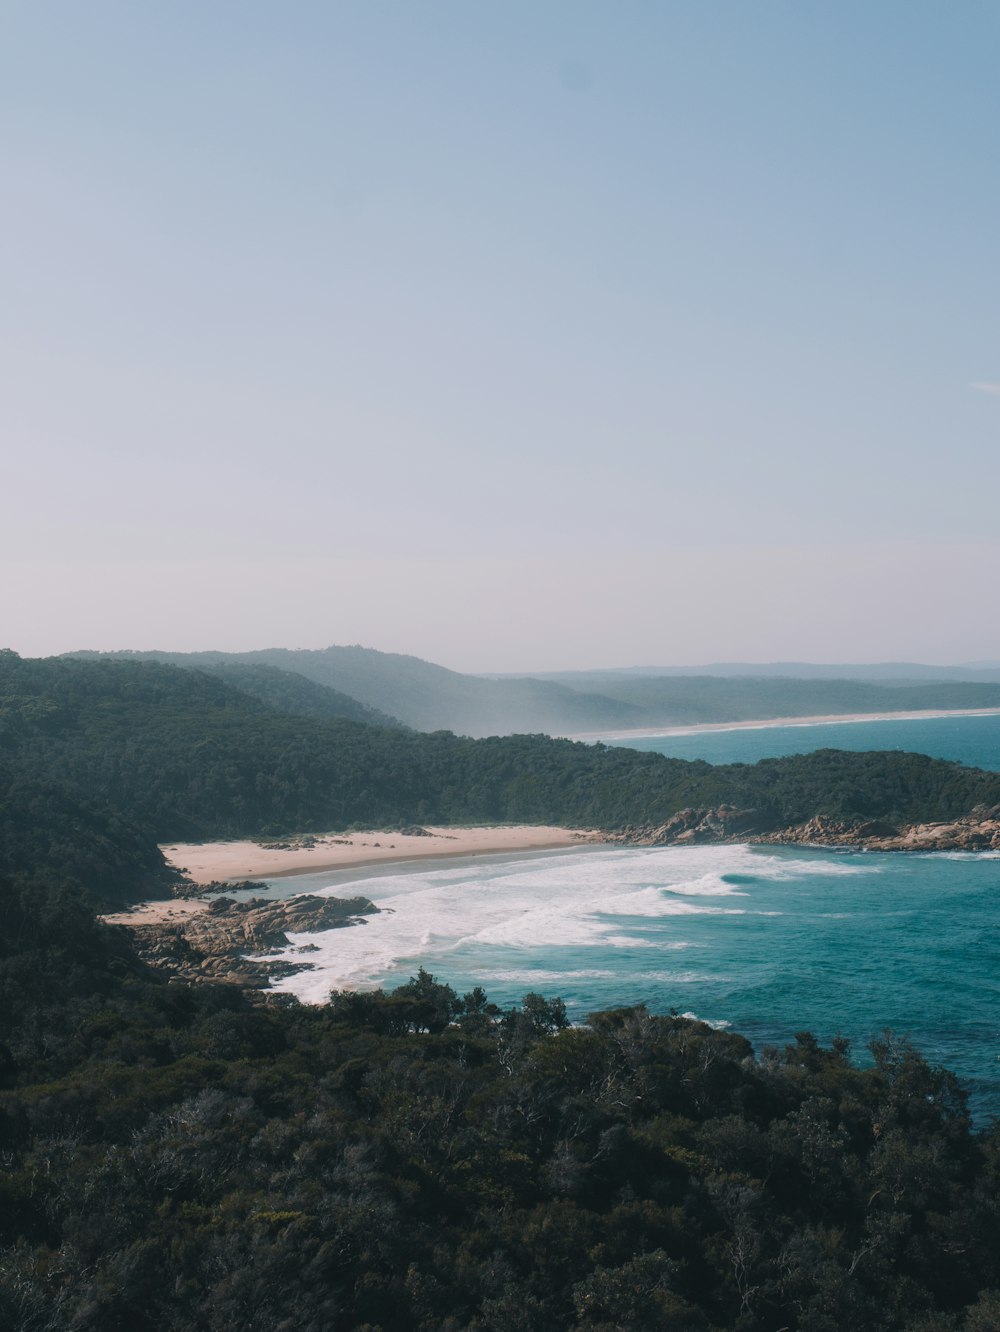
[3,1,999,672]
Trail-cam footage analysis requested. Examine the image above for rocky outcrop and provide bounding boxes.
[606,805,776,846]
[121,893,378,994]
[608,804,1000,853]
[762,807,1000,852]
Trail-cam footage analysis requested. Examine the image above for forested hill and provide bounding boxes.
[6,873,1000,1330]
[69,645,1000,736]
[7,651,1000,1326]
[68,646,645,735]
[198,661,405,728]
[4,651,1000,906]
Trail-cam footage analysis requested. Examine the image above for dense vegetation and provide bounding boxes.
[4,649,1000,1326]
[0,762,173,902]
[198,661,405,728]
[4,651,1000,908]
[71,644,1000,736]
[3,879,1000,1331]
[70,645,644,735]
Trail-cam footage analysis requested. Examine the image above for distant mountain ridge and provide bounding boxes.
[63,646,1000,737]
[7,651,1000,910]
[67,646,646,736]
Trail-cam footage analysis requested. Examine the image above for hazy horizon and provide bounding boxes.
[5,3,999,671]
[8,638,1000,683]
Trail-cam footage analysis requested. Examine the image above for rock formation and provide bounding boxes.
[119,893,379,994]
[608,804,1000,853]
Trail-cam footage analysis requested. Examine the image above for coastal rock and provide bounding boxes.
[757,807,1000,852]
[609,805,1000,853]
[609,806,774,846]
[119,893,379,994]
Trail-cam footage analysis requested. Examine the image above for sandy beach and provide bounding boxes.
[565,707,1000,744]
[95,826,604,927]
[102,898,216,927]
[163,824,599,884]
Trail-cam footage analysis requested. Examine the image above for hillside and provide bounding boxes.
[4,850,1000,1332]
[5,656,1000,1327]
[68,646,1000,736]
[198,661,405,728]
[5,651,1000,906]
[70,646,645,735]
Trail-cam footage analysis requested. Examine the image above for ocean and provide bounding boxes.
[613,709,1000,770]
[256,712,1000,1118]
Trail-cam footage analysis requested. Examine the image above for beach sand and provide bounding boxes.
[102,898,215,927]
[102,825,600,926]
[162,824,599,885]
[565,707,1000,743]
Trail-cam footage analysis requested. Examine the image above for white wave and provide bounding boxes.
[680,1011,732,1029]
[479,969,616,983]
[261,842,838,1003]
[920,850,1000,861]
[659,873,748,897]
[657,903,747,915]
[758,856,874,879]
[642,970,726,984]
[603,935,692,949]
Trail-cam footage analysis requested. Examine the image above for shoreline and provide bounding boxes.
[103,826,603,926]
[164,824,602,884]
[564,707,1000,743]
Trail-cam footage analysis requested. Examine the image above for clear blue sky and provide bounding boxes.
[3,2,999,670]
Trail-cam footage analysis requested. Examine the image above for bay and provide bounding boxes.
[255,711,1000,1117]
[610,709,1000,770]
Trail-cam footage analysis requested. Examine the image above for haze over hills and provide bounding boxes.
[195,661,404,728]
[68,646,645,736]
[7,650,1000,909]
[517,662,1000,683]
[65,646,1000,737]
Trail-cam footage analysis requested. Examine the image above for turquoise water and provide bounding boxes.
[614,710,1000,770]
[258,713,1000,1118]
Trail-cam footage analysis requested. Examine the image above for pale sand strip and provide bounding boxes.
[103,899,213,926]
[163,824,598,884]
[565,707,1000,744]
[100,826,603,926]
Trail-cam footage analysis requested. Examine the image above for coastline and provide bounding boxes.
[163,824,601,883]
[101,826,603,926]
[564,707,1000,744]
[100,812,1000,990]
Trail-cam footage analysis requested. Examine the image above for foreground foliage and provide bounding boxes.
[2,877,1000,1331]
[4,650,1000,1327]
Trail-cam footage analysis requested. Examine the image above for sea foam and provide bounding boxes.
[262,843,804,1003]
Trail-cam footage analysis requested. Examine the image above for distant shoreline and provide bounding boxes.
[564,707,1000,744]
